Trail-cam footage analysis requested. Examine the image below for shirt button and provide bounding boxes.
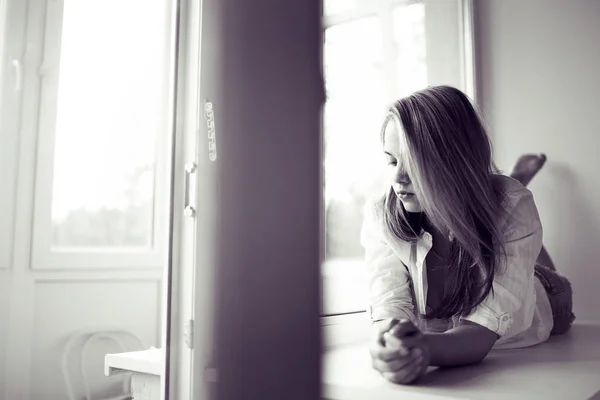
[501,315,510,322]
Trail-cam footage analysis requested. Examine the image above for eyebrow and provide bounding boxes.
[383,151,396,158]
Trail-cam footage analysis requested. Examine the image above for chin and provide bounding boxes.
[402,201,423,213]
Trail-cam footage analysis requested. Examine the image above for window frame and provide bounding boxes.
[28,0,173,270]
[163,0,210,397]
[320,0,477,346]
[0,0,27,271]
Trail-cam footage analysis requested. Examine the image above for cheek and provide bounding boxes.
[386,165,397,182]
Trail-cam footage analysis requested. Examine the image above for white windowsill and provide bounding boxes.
[322,321,600,400]
[103,322,600,399]
[320,258,372,348]
[321,312,371,349]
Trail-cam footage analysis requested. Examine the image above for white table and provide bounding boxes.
[105,347,162,400]
[322,321,600,400]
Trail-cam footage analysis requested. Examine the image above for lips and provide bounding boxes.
[397,192,415,201]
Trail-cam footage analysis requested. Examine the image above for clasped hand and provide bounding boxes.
[370,318,430,385]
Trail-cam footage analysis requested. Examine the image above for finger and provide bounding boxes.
[384,331,423,350]
[382,355,424,385]
[373,319,398,335]
[372,320,396,345]
[404,349,428,383]
[382,337,410,357]
[388,319,419,338]
[372,350,421,373]
[388,354,425,384]
[409,354,429,383]
[370,339,404,362]
[400,358,425,385]
[384,333,425,349]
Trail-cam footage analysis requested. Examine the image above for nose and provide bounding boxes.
[393,169,411,185]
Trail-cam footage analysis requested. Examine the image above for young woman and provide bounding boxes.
[361,85,575,385]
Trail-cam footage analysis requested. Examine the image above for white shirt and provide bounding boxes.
[360,175,554,349]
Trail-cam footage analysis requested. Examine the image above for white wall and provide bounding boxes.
[475,0,600,321]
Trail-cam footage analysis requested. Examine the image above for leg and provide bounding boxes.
[508,153,557,271]
[534,264,576,335]
[510,154,574,333]
[536,245,557,272]
[509,153,547,187]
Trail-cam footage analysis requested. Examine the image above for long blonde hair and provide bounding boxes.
[378,85,507,320]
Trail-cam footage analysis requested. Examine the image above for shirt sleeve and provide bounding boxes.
[461,188,543,336]
[360,201,416,323]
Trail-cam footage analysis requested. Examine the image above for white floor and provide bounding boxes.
[322,320,600,400]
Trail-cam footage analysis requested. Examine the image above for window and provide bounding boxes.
[321,0,476,322]
[322,0,427,317]
[30,0,174,269]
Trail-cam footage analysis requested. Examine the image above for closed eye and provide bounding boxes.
[384,151,397,166]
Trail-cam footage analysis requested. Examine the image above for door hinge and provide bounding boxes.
[184,319,194,349]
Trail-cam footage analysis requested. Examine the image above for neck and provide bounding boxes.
[405,210,424,234]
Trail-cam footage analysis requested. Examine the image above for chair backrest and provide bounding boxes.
[61,328,145,400]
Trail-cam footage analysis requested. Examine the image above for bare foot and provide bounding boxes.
[510,153,547,187]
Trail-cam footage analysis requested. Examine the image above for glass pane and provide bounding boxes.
[323,4,428,262]
[392,2,427,97]
[51,0,169,248]
[323,17,388,260]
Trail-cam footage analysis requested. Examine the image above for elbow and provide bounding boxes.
[465,346,492,366]
[464,331,497,366]
[429,323,498,368]
[459,334,496,367]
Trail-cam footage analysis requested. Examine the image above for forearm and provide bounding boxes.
[424,323,499,368]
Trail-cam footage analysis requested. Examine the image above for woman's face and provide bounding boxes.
[383,121,423,213]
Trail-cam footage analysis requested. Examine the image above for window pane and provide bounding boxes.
[51,0,169,248]
[323,17,387,260]
[393,2,427,97]
[323,5,427,262]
